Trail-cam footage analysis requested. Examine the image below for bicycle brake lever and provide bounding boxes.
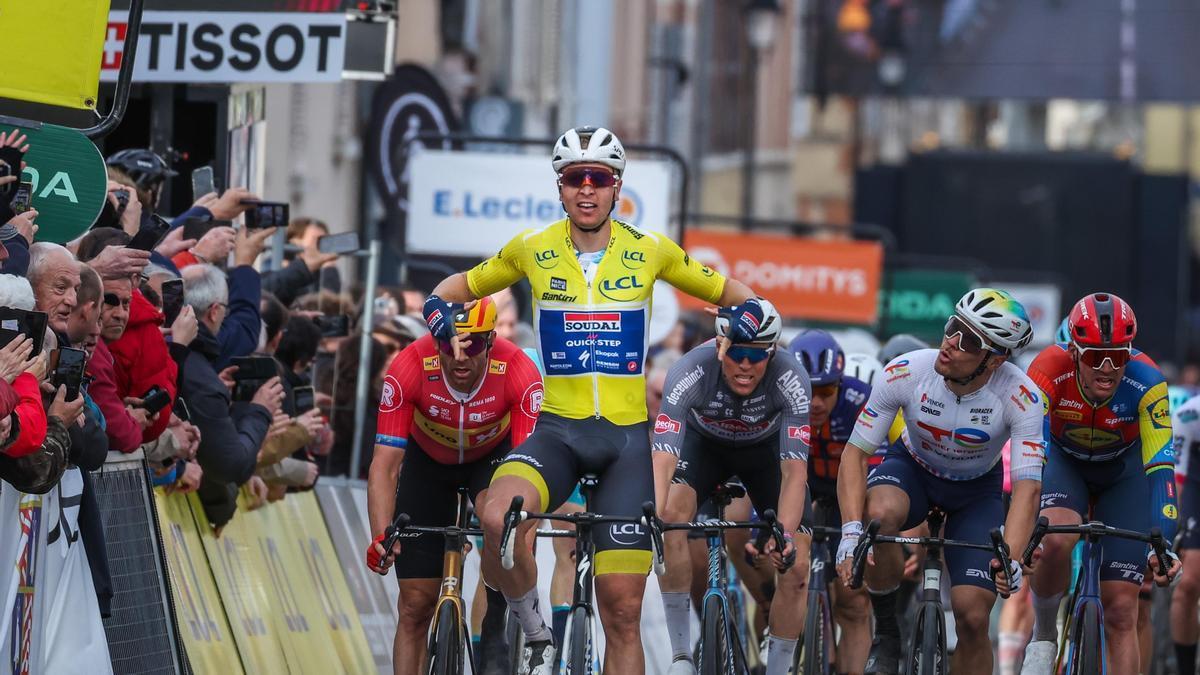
[989,528,1013,599]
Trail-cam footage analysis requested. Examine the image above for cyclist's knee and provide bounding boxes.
[834,588,871,623]
[864,497,905,532]
[951,600,992,640]
[775,558,809,595]
[662,489,697,523]
[1102,591,1138,634]
[597,588,643,634]
[397,584,437,629]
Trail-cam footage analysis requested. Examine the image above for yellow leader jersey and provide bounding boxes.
[467,219,726,425]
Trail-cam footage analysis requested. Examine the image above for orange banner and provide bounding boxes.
[679,230,884,324]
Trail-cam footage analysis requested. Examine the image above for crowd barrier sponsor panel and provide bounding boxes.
[192,491,291,673]
[315,480,398,670]
[154,489,244,674]
[274,491,375,673]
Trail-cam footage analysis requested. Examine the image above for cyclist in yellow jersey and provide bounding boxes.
[423,126,758,675]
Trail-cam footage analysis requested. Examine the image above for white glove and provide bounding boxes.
[999,558,1022,593]
[836,521,863,565]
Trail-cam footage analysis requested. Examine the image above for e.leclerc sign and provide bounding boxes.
[0,119,106,243]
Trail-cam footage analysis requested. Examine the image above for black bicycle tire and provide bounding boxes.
[568,605,591,674]
[428,602,462,675]
[1068,602,1103,675]
[800,591,832,675]
[699,594,730,675]
[505,610,525,675]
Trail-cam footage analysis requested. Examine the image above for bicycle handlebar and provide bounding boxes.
[641,502,667,576]
[1022,516,1170,578]
[749,509,795,573]
[989,528,1014,600]
[849,520,880,589]
[500,496,525,570]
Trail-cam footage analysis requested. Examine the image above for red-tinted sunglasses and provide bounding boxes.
[436,335,489,357]
[1074,343,1131,370]
[559,168,618,189]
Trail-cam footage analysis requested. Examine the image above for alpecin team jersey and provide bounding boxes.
[467,218,726,425]
[808,375,871,497]
[375,335,543,464]
[847,349,1046,482]
[651,341,812,461]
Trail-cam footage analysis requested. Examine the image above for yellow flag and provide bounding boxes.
[0,0,111,109]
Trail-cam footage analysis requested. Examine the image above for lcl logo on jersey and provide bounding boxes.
[621,250,646,269]
[598,275,645,301]
[535,249,560,269]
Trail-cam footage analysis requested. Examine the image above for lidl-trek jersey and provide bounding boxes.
[467,218,726,424]
[1026,343,1176,538]
[375,335,543,464]
[847,349,1046,482]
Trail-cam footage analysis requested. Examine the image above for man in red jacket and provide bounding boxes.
[87,276,154,453]
[107,278,178,444]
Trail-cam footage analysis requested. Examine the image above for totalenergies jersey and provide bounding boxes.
[847,349,1046,482]
[375,335,543,465]
[1025,344,1171,464]
[808,375,871,497]
[467,218,726,425]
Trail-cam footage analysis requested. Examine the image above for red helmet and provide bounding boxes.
[1067,293,1136,347]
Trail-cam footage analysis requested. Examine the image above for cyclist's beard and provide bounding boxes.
[944,352,991,386]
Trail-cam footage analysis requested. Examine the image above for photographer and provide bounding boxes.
[0,275,46,458]
[0,130,34,276]
[178,264,281,527]
[261,217,339,306]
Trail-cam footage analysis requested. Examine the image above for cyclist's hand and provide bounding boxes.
[715,298,767,346]
[1149,549,1182,587]
[902,549,921,580]
[366,532,401,575]
[991,558,1023,595]
[768,533,797,572]
[836,536,859,586]
[423,295,461,342]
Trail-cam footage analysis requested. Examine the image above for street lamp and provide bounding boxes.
[741,0,780,229]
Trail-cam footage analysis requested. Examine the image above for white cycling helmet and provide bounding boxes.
[715,298,783,345]
[844,353,884,387]
[552,126,626,174]
[954,287,1034,353]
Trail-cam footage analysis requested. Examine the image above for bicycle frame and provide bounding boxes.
[698,498,752,673]
[1021,517,1169,675]
[800,500,841,674]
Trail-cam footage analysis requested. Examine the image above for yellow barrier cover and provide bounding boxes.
[0,0,110,109]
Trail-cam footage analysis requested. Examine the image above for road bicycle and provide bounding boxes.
[850,508,1012,675]
[382,487,481,675]
[499,474,663,674]
[1021,516,1168,675]
[795,498,844,675]
[646,483,791,675]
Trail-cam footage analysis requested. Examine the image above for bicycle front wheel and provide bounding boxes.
[800,591,833,675]
[906,604,947,675]
[699,594,733,675]
[1066,602,1103,675]
[505,610,525,675]
[567,605,593,674]
[428,602,464,675]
